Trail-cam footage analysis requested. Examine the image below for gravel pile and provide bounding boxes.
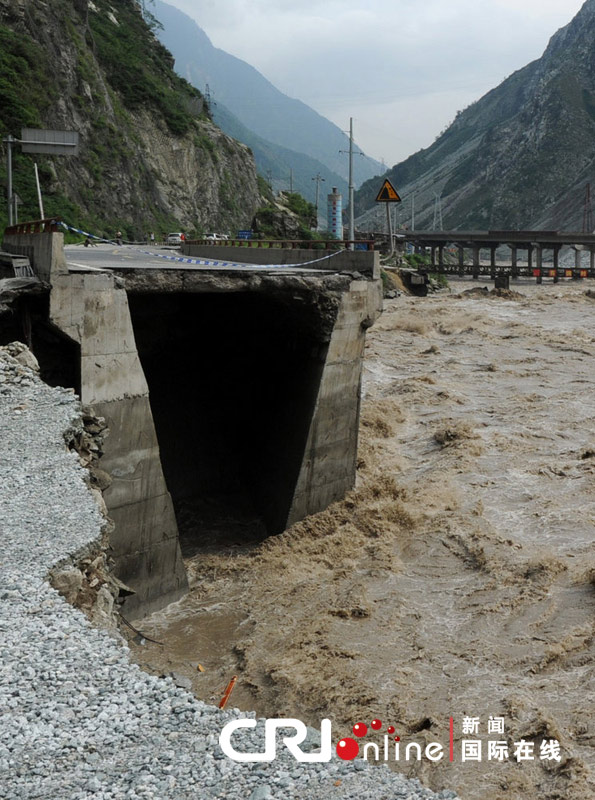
[0,343,461,800]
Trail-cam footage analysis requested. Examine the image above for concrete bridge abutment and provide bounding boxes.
[2,229,382,616]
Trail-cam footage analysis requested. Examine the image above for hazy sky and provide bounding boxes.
[163,0,585,166]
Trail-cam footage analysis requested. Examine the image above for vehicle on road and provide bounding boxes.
[166,232,185,245]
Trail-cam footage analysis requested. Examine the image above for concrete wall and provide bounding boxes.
[287,279,383,523]
[3,231,67,282]
[183,243,379,276]
[51,269,187,616]
[31,246,188,617]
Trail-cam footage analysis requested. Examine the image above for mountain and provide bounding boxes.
[211,103,347,220]
[0,0,262,237]
[355,0,595,232]
[152,0,382,196]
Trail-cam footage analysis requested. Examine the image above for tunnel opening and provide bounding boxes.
[127,291,330,554]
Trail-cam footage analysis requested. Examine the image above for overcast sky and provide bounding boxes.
[163,0,585,167]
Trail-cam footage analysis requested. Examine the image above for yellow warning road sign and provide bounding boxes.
[375,179,402,203]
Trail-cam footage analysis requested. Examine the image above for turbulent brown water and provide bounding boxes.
[128,280,595,800]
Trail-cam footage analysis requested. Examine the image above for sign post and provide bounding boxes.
[5,134,14,226]
[3,128,79,226]
[34,164,44,220]
[375,178,402,254]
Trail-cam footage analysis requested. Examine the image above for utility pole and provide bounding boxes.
[204,84,216,112]
[386,200,393,254]
[583,182,593,233]
[312,173,325,230]
[5,134,14,226]
[289,168,293,193]
[348,118,355,247]
[433,193,443,230]
[340,117,362,249]
[14,194,22,224]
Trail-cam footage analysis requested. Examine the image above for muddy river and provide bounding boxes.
[128,279,595,800]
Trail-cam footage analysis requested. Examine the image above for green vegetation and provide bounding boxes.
[404,252,430,269]
[430,272,449,288]
[0,0,254,237]
[401,254,448,290]
[0,25,60,229]
[254,191,321,240]
[0,26,56,135]
[87,0,204,136]
[285,192,318,238]
[257,175,275,204]
[283,192,316,220]
[252,204,278,237]
[195,131,216,157]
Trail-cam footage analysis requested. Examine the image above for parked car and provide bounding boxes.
[166,232,185,245]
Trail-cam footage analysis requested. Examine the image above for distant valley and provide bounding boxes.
[153,0,383,213]
[355,0,595,232]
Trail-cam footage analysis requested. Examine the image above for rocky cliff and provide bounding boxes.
[355,0,595,232]
[152,0,383,193]
[0,0,262,237]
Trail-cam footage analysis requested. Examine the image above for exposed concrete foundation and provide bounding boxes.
[1,231,382,616]
[49,267,188,616]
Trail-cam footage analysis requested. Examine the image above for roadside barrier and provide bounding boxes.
[60,222,347,269]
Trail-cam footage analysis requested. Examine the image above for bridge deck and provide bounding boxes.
[64,244,341,275]
[400,230,595,280]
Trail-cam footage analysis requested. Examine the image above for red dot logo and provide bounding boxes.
[353,723,368,737]
[387,725,395,734]
[336,737,360,760]
[371,719,382,731]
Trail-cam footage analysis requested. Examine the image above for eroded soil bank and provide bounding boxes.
[127,280,595,800]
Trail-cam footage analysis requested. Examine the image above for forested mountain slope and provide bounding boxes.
[0,0,261,237]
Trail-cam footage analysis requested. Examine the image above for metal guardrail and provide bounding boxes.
[186,238,375,250]
[4,217,63,235]
[429,262,595,281]
[402,230,595,247]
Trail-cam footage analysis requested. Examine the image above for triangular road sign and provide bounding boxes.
[375,178,402,203]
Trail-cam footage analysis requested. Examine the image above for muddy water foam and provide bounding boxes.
[129,280,595,800]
